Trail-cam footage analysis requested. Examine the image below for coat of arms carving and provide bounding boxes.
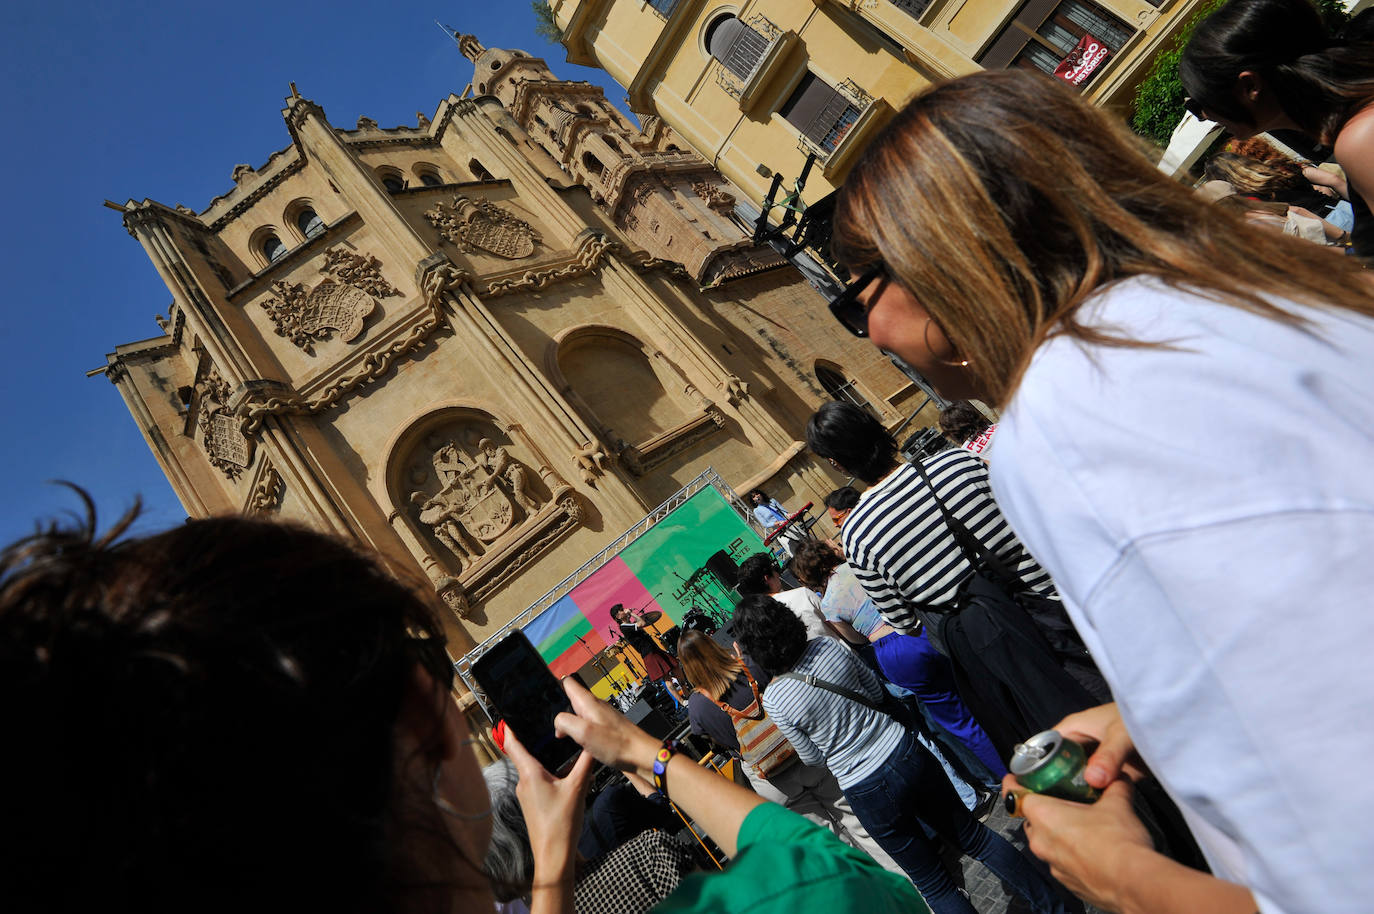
[409,437,546,572]
[259,246,398,354]
[196,370,253,479]
[425,196,542,259]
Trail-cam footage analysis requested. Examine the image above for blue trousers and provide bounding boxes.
[873,630,1008,779]
[845,731,1074,914]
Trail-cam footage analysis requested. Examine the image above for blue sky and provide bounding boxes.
[0,1,627,544]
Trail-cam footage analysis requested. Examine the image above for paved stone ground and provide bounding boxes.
[949,801,1102,914]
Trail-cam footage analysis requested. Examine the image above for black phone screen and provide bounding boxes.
[471,631,581,776]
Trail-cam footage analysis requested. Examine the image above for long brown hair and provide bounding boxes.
[677,629,745,700]
[833,70,1374,405]
[1203,152,1306,200]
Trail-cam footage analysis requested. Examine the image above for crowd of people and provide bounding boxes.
[2,0,1370,912]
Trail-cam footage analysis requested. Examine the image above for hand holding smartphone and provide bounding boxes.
[471,631,582,777]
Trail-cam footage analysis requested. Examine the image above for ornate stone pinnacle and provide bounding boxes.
[457,33,485,62]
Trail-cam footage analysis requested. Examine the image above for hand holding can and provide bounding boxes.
[1004,729,1101,816]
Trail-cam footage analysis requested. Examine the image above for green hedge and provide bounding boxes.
[1130,0,1226,145]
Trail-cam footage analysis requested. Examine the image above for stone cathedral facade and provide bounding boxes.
[101,36,920,692]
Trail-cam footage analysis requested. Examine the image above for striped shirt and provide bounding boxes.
[841,448,1057,637]
[760,638,903,789]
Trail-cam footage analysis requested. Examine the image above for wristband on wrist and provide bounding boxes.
[651,739,680,797]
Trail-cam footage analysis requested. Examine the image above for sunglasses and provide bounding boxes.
[828,264,886,338]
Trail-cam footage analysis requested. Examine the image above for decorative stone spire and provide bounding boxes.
[457,33,485,62]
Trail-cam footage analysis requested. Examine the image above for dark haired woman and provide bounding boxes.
[676,629,903,874]
[805,400,1107,755]
[830,66,1374,914]
[732,594,1077,914]
[1180,0,1374,255]
[789,540,1006,786]
[937,401,996,456]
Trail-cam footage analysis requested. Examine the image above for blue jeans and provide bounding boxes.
[874,630,1008,781]
[882,682,979,810]
[844,731,1074,914]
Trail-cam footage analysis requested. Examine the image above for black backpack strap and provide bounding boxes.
[909,456,1023,590]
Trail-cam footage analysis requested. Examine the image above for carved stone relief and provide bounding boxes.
[399,417,582,605]
[196,369,253,479]
[406,425,548,572]
[425,196,542,259]
[247,463,284,515]
[259,245,399,354]
[692,180,736,211]
[438,580,472,620]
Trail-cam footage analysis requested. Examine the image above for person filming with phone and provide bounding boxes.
[0,492,930,914]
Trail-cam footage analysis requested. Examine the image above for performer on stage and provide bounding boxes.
[610,603,677,681]
[749,489,804,556]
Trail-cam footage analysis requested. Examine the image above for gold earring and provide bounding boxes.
[922,319,970,367]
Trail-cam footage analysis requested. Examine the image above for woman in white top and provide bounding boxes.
[826,69,1374,914]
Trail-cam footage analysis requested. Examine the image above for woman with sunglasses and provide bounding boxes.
[830,68,1374,914]
[1180,0,1374,257]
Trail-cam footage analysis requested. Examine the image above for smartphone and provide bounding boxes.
[471,630,582,777]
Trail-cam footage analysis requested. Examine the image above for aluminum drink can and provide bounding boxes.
[1008,729,1101,802]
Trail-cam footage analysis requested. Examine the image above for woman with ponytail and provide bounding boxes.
[1181,0,1374,255]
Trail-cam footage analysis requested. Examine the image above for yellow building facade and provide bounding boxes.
[552,0,1207,206]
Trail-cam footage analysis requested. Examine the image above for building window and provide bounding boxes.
[296,208,325,239]
[381,174,405,193]
[977,0,1133,89]
[468,158,494,181]
[890,0,935,20]
[781,73,862,153]
[418,171,444,187]
[706,15,771,79]
[648,0,679,17]
[581,151,605,179]
[261,234,287,264]
[816,364,878,416]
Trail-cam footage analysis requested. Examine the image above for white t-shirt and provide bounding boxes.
[961,424,997,456]
[772,586,831,642]
[989,276,1374,914]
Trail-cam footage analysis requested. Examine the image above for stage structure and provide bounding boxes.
[456,469,766,715]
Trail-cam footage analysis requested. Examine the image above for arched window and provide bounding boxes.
[468,158,494,181]
[705,15,769,79]
[816,364,878,416]
[296,208,324,239]
[558,334,684,445]
[261,234,287,264]
[581,151,605,179]
[383,175,405,193]
[602,135,623,154]
[419,171,443,187]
